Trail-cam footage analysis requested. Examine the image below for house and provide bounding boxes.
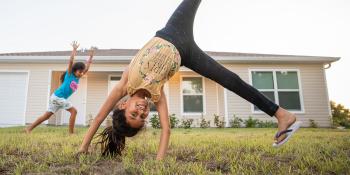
[0,49,339,127]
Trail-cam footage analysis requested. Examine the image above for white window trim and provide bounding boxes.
[248,69,305,114]
[107,74,122,95]
[180,75,206,116]
[0,70,30,125]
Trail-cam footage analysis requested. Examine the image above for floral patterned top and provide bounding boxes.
[127,37,181,102]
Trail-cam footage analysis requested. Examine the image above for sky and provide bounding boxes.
[0,0,349,108]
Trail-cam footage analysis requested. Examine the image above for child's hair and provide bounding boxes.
[96,108,143,156]
[60,62,86,83]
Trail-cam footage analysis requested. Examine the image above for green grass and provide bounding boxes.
[0,126,349,174]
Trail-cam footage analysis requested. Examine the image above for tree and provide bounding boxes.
[331,101,350,128]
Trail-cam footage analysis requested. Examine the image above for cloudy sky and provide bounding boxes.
[1,0,349,108]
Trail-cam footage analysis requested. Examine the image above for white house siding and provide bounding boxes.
[85,72,108,119]
[224,63,331,127]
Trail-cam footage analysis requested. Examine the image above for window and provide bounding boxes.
[251,70,302,112]
[108,76,121,94]
[182,77,204,113]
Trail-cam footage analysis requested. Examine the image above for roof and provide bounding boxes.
[0,49,340,64]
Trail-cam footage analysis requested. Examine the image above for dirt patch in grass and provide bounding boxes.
[47,159,127,175]
[261,153,295,164]
[82,159,127,175]
[205,160,231,173]
[0,168,10,175]
[168,148,199,162]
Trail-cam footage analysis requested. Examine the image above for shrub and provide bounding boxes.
[200,118,210,128]
[169,114,179,128]
[244,116,259,128]
[257,120,278,128]
[309,119,318,128]
[181,118,194,129]
[214,114,225,128]
[150,114,161,129]
[229,115,243,128]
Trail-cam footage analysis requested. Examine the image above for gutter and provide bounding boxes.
[0,56,341,64]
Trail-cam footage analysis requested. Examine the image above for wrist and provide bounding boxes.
[79,145,88,152]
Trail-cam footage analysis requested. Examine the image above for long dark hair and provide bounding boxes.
[96,108,143,156]
[60,62,86,83]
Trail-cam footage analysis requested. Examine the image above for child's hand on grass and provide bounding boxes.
[74,150,90,160]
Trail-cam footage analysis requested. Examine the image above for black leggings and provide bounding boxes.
[156,0,279,116]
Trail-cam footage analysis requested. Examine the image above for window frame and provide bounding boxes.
[180,75,206,115]
[248,69,305,114]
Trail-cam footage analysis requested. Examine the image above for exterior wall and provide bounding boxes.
[167,71,221,127]
[0,62,332,127]
[85,71,123,125]
[224,63,331,127]
[0,63,128,124]
[0,64,51,123]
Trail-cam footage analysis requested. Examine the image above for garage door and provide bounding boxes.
[0,72,28,126]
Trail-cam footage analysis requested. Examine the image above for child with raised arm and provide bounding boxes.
[78,0,301,159]
[26,41,95,134]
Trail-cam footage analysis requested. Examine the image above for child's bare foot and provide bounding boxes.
[274,107,296,143]
[24,127,31,134]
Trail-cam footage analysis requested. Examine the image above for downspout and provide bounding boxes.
[323,63,333,127]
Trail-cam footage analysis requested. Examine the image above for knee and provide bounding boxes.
[69,108,77,115]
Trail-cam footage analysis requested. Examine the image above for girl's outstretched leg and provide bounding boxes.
[183,44,297,143]
[156,0,202,62]
[25,111,54,134]
[185,44,279,116]
[66,107,77,134]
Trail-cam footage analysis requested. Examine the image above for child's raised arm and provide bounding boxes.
[83,47,95,75]
[68,41,80,74]
[78,66,129,154]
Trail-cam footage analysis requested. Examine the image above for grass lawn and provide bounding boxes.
[0,126,349,174]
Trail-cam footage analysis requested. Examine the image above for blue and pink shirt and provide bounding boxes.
[54,72,79,99]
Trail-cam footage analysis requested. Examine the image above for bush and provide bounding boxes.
[200,118,210,128]
[181,118,193,129]
[229,115,243,128]
[214,114,225,128]
[257,120,278,128]
[309,119,318,128]
[150,114,161,129]
[244,116,259,128]
[169,114,179,128]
